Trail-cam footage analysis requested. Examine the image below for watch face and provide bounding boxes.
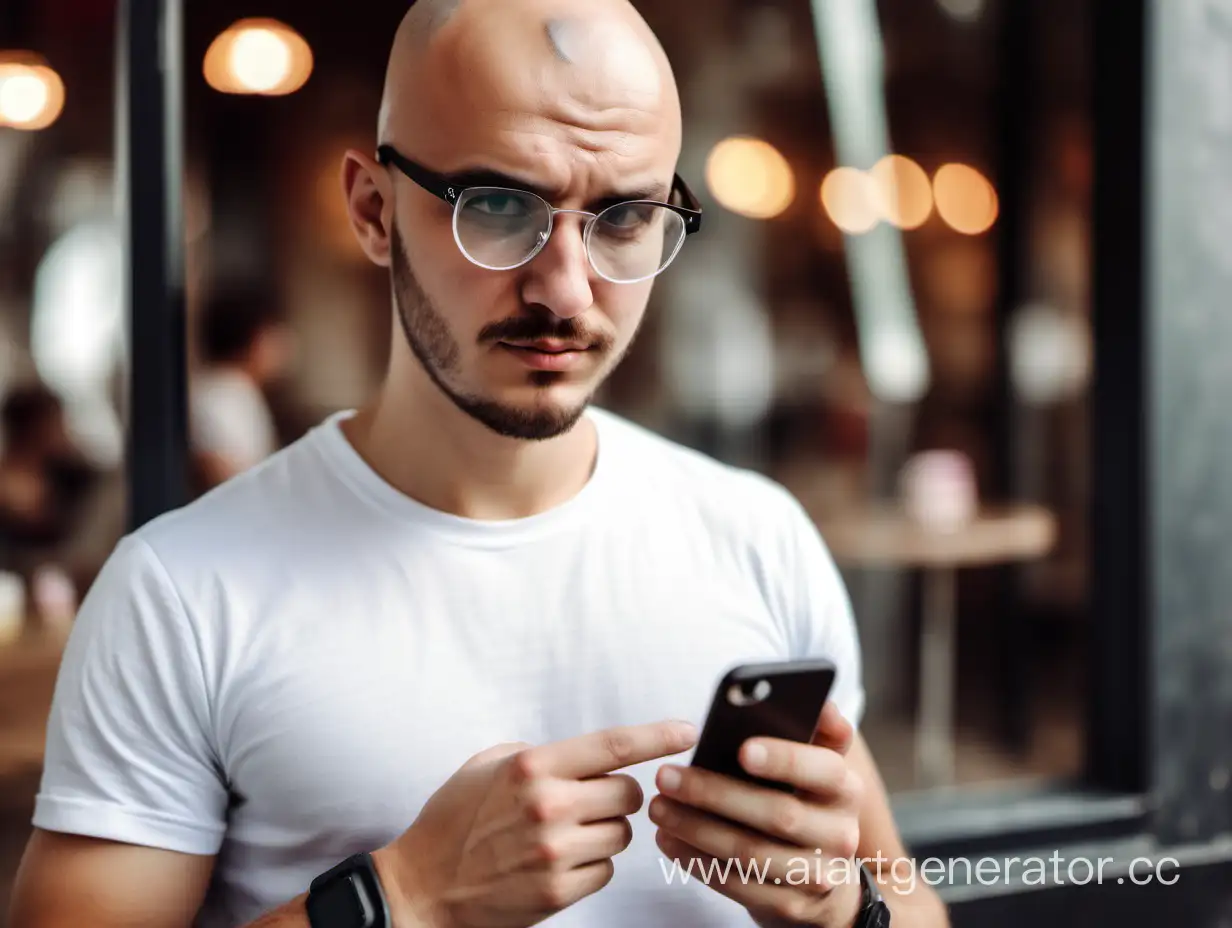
[307,873,373,927]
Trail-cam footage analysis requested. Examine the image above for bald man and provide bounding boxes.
[11,2,947,927]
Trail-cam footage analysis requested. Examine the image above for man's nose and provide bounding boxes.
[520,213,595,319]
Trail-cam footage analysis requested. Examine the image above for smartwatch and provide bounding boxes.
[852,863,892,927]
[305,852,390,928]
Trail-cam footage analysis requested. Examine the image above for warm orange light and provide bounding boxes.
[933,163,999,234]
[705,136,795,220]
[203,18,313,96]
[0,52,65,130]
[820,167,881,234]
[869,155,933,230]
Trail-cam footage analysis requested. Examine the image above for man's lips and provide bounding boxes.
[501,338,590,352]
[497,339,595,371]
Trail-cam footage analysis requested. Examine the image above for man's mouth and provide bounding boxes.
[499,339,591,353]
[497,339,595,371]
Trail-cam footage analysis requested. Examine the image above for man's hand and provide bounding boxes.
[648,701,866,927]
[375,720,698,928]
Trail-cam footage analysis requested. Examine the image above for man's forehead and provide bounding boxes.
[382,0,678,138]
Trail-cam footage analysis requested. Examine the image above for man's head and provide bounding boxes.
[342,0,691,440]
[1,383,67,463]
[197,293,292,386]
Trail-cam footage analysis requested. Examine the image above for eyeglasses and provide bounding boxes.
[376,144,702,284]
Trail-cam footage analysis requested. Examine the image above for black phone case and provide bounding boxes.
[689,658,836,791]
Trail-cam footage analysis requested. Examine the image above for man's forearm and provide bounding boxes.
[883,883,950,928]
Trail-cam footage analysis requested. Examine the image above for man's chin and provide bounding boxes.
[452,386,592,441]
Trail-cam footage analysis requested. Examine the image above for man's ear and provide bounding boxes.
[341,150,393,267]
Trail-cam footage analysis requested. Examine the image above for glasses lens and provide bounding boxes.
[588,203,687,283]
[454,188,551,269]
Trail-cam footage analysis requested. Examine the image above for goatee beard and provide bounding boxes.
[389,223,600,441]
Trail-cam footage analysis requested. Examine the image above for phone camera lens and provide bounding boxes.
[727,679,772,706]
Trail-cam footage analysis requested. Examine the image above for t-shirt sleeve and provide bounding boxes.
[32,534,228,855]
[777,490,867,730]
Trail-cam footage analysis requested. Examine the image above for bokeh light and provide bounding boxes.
[705,137,795,220]
[819,167,881,234]
[204,19,313,96]
[0,56,66,130]
[933,163,999,234]
[869,155,933,230]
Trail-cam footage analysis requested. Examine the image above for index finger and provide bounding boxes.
[523,720,698,780]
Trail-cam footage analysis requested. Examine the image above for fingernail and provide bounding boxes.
[659,765,682,793]
[744,742,768,771]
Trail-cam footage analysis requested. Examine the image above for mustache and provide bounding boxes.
[478,313,613,349]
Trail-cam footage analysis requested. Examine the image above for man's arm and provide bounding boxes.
[12,718,701,928]
[9,830,216,928]
[11,534,308,928]
[8,829,413,928]
[846,734,951,926]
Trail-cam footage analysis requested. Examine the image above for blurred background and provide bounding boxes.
[0,0,1102,917]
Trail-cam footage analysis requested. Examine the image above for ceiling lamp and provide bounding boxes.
[203,18,313,96]
[0,51,66,131]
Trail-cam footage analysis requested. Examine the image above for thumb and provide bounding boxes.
[810,701,854,755]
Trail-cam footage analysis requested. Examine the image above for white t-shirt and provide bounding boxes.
[33,407,864,928]
[190,368,278,470]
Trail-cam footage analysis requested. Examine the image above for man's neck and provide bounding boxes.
[342,379,598,522]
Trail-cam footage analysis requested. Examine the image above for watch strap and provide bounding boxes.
[852,863,891,927]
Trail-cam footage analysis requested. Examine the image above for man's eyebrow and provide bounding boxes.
[445,168,558,200]
[591,183,671,210]
[445,168,671,208]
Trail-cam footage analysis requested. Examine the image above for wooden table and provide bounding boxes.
[817,504,1057,787]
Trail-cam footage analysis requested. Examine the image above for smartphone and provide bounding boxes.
[690,658,836,791]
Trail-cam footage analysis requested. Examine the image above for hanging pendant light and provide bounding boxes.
[203,18,313,96]
[0,49,65,130]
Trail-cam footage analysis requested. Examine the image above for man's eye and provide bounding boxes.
[603,204,652,228]
[469,194,531,217]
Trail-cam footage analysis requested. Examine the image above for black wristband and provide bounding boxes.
[305,852,390,928]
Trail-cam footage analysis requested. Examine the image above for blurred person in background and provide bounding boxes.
[190,292,292,491]
[11,0,946,927]
[0,382,99,624]
[0,383,97,566]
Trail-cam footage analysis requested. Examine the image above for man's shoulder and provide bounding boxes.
[133,418,339,569]
[591,407,808,529]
